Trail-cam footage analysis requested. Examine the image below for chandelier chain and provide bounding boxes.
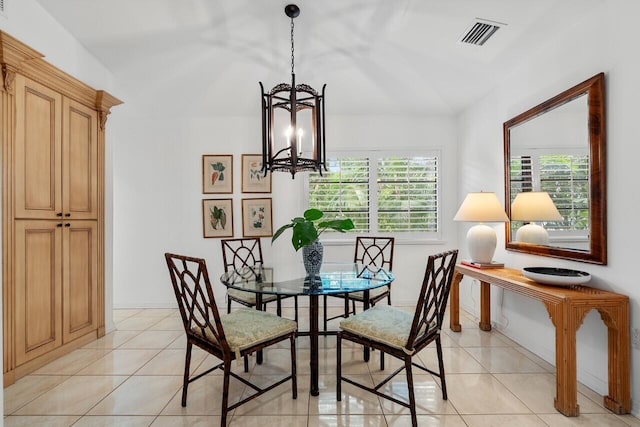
[290,18,295,75]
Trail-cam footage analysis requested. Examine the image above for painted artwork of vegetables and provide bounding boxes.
[241,155,271,193]
[209,205,227,230]
[249,160,263,182]
[203,155,232,194]
[203,198,233,238]
[210,162,226,185]
[241,198,272,238]
[251,206,265,229]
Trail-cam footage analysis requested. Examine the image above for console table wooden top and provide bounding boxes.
[449,264,631,417]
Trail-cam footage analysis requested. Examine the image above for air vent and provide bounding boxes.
[0,0,6,17]
[459,19,505,46]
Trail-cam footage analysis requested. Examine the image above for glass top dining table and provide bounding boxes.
[220,262,395,396]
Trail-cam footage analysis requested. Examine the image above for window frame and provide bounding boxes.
[304,149,442,243]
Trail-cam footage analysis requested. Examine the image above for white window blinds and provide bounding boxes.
[309,153,439,234]
[377,157,438,232]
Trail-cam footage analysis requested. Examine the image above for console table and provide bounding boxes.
[449,264,631,417]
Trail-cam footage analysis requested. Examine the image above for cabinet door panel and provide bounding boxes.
[15,221,63,365]
[63,221,98,343]
[14,76,63,219]
[63,98,98,219]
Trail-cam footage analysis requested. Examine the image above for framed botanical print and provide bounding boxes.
[203,155,233,194]
[241,154,271,193]
[202,199,234,238]
[242,198,273,237]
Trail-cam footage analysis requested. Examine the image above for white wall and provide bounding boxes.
[457,0,640,416]
[111,113,459,309]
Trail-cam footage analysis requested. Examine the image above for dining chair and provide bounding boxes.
[165,253,297,427]
[221,238,298,323]
[323,236,395,330]
[336,249,458,427]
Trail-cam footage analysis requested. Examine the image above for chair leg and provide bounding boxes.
[336,333,342,401]
[277,296,282,317]
[436,335,448,400]
[290,335,297,399]
[181,341,193,406]
[244,355,249,373]
[405,357,418,427]
[294,296,299,323]
[227,296,231,314]
[380,350,385,371]
[221,361,232,427]
[351,300,356,316]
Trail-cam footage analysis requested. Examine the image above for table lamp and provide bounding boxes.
[511,191,562,245]
[454,192,509,264]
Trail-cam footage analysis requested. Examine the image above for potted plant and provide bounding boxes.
[272,208,354,275]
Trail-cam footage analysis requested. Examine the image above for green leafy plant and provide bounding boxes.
[272,208,355,251]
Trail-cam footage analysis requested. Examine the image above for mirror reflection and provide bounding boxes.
[504,73,607,264]
[508,94,589,250]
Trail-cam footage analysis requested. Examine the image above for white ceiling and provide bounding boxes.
[34,0,603,116]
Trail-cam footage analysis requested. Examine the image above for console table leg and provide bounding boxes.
[599,305,632,414]
[551,303,580,416]
[449,272,462,332]
[479,281,492,331]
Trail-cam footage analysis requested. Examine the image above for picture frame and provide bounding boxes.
[242,198,273,238]
[241,154,271,193]
[203,154,233,194]
[202,199,234,238]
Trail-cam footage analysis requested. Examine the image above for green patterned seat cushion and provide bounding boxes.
[340,305,422,354]
[346,285,389,302]
[193,309,296,358]
[227,288,278,304]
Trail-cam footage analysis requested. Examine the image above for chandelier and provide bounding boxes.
[260,4,327,178]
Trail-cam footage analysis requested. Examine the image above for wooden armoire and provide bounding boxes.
[1,32,122,385]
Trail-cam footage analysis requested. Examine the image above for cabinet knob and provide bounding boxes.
[64,213,71,217]
[56,223,63,227]
[64,223,71,227]
[56,213,63,217]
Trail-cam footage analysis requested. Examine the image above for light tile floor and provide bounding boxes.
[4,307,639,427]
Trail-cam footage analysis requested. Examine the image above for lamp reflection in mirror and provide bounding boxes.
[511,191,562,245]
[454,192,509,264]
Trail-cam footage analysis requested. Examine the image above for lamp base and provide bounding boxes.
[515,223,549,245]
[467,224,497,264]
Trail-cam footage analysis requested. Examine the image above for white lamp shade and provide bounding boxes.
[454,192,509,222]
[511,192,562,221]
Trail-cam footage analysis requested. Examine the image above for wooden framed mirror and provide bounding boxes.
[503,73,606,264]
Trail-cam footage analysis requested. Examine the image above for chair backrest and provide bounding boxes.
[165,253,230,354]
[221,238,264,277]
[406,249,458,351]
[354,236,395,272]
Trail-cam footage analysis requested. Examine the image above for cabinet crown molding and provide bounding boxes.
[0,31,122,112]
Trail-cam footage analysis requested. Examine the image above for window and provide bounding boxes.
[308,152,439,236]
[510,152,589,233]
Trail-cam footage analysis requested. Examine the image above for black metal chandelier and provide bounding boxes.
[260,4,327,178]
